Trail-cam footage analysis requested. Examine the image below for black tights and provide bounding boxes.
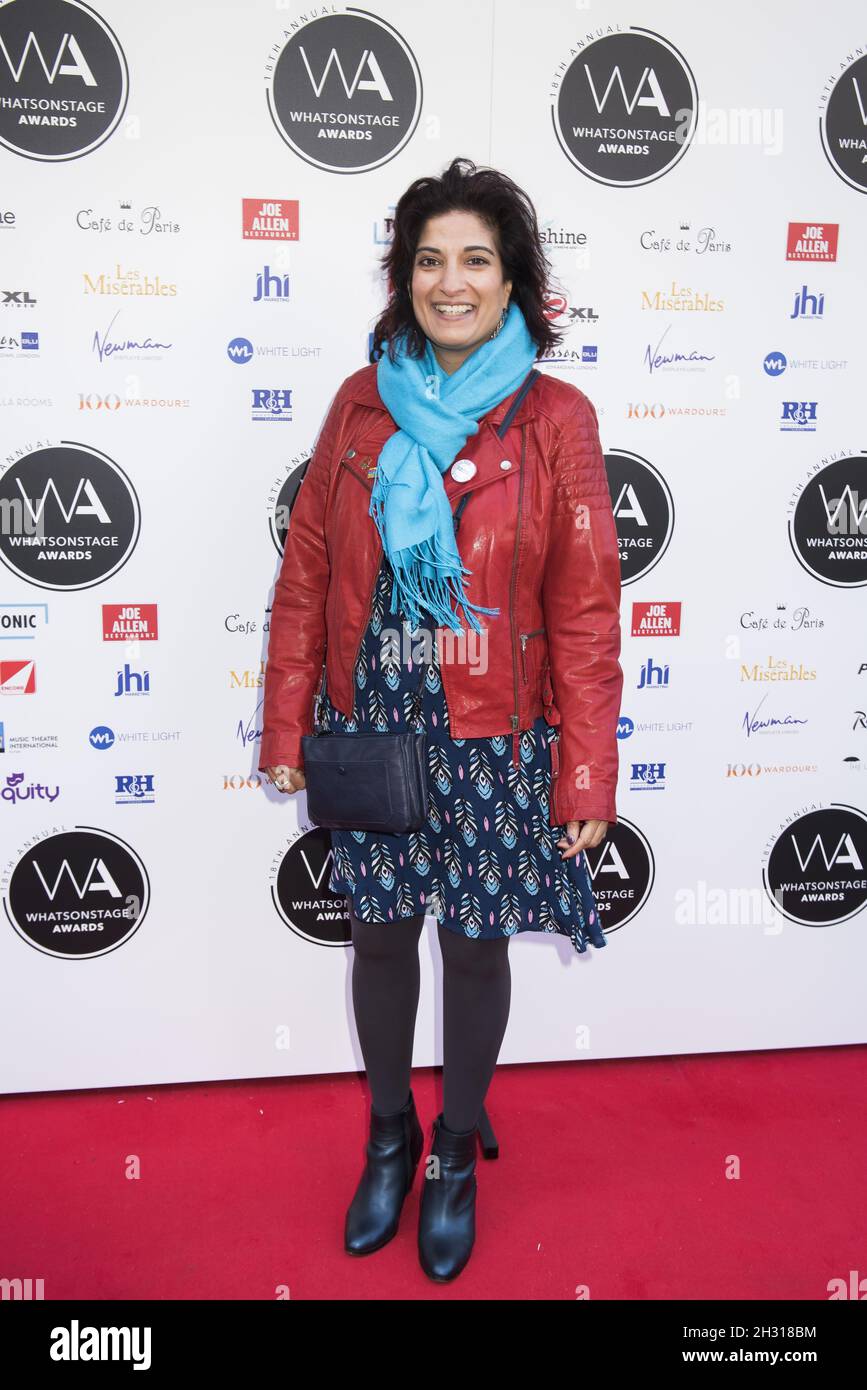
[348,906,511,1134]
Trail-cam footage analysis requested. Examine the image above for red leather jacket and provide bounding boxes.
[259,364,623,826]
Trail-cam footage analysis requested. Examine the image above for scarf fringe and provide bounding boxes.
[371,507,499,634]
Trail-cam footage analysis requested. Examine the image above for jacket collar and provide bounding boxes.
[343,362,538,428]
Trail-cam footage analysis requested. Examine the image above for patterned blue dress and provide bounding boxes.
[323,556,606,956]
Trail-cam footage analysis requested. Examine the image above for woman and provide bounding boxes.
[260,157,623,1283]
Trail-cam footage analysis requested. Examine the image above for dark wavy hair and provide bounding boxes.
[370,156,566,365]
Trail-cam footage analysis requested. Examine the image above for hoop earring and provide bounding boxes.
[488,303,508,340]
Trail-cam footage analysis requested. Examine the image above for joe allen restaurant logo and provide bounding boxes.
[785,222,839,262]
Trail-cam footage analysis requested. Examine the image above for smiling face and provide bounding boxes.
[409,209,513,375]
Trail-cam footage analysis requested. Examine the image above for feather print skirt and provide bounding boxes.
[323,556,607,956]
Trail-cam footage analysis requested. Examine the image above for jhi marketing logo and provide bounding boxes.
[1,659,35,694]
[242,199,300,240]
[102,604,158,640]
[631,602,682,637]
[790,285,825,320]
[786,223,838,262]
[2,825,149,959]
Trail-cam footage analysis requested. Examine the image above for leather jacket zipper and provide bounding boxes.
[508,425,527,767]
[519,628,546,683]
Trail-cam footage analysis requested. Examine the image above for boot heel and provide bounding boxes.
[418,1112,479,1282]
[344,1089,424,1257]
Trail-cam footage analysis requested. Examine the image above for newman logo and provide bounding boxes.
[242,200,299,241]
[102,605,158,641]
[631,602,682,637]
[786,223,838,262]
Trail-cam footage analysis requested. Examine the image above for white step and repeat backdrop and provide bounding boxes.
[1,0,865,1094]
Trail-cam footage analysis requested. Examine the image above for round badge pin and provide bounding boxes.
[450,459,477,482]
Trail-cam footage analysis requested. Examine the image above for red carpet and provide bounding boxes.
[2,1046,864,1301]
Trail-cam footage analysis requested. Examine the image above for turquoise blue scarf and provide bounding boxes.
[371,300,537,633]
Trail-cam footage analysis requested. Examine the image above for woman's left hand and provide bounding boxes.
[558,819,608,860]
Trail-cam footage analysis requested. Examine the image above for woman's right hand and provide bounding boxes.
[265,765,305,793]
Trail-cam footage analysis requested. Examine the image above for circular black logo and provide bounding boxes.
[605,449,674,584]
[0,441,140,590]
[584,816,654,932]
[271,826,351,946]
[268,458,310,556]
[0,0,129,162]
[820,52,867,194]
[788,454,867,588]
[266,10,422,173]
[553,28,697,186]
[763,804,867,926]
[3,826,149,958]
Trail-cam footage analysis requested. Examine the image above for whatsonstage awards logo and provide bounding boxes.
[606,449,674,584]
[0,441,141,590]
[3,825,149,959]
[551,26,697,186]
[787,451,867,588]
[264,7,422,173]
[762,804,867,927]
[0,0,129,162]
[269,824,352,946]
[819,48,867,194]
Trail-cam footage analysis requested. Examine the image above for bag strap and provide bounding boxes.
[312,636,431,733]
[453,367,539,536]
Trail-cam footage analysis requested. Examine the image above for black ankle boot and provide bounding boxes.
[344,1090,424,1256]
[417,1112,478,1281]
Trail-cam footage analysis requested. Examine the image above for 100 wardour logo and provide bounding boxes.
[0,0,129,162]
[551,26,697,185]
[264,7,422,174]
